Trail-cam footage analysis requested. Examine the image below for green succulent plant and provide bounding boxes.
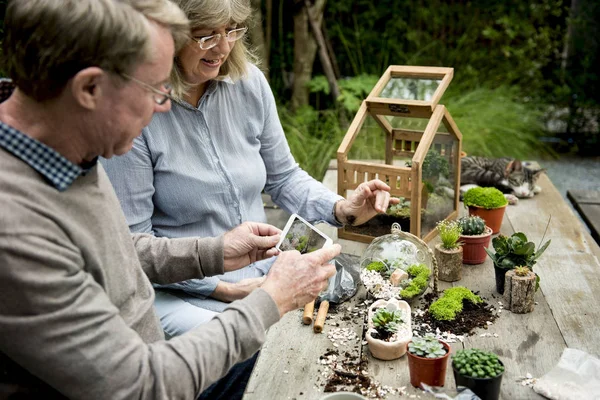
[408,333,447,359]
[386,197,411,218]
[458,215,487,236]
[463,187,508,209]
[436,219,462,249]
[453,349,504,379]
[371,307,403,334]
[485,232,550,270]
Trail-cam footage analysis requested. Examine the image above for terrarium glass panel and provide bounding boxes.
[379,78,442,101]
[419,131,459,239]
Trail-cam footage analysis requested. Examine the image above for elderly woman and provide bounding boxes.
[102,0,396,337]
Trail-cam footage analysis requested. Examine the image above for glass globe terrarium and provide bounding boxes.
[360,223,438,301]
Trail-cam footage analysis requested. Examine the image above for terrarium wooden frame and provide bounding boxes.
[337,65,462,243]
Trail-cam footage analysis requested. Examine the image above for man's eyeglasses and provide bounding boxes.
[191,26,248,51]
[121,73,174,105]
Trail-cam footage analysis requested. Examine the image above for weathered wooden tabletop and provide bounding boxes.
[244,164,600,400]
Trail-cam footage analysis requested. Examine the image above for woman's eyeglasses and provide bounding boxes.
[191,27,248,50]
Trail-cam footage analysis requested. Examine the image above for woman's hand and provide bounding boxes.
[335,179,399,226]
[211,277,266,302]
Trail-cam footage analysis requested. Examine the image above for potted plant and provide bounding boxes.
[458,216,493,264]
[484,232,551,294]
[463,187,508,234]
[452,348,505,400]
[407,333,450,388]
[366,298,412,360]
[434,220,463,282]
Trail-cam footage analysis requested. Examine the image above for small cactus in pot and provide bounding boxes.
[459,216,486,235]
[458,216,492,265]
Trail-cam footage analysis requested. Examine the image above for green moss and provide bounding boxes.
[295,235,308,251]
[463,187,508,209]
[429,287,483,321]
[400,264,431,299]
[366,261,387,273]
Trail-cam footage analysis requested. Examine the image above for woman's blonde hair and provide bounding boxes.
[169,0,257,98]
[2,0,188,102]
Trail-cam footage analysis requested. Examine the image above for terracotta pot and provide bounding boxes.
[407,340,450,388]
[366,299,412,361]
[460,226,493,264]
[467,205,507,234]
[434,244,463,282]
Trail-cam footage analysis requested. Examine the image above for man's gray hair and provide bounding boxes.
[169,0,257,98]
[2,0,189,102]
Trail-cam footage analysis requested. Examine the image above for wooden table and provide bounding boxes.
[244,165,600,400]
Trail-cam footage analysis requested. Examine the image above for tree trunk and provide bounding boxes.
[503,270,536,314]
[561,0,579,73]
[249,0,268,77]
[434,244,463,282]
[291,0,325,111]
[303,0,339,102]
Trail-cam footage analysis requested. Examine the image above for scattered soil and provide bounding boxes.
[413,292,498,336]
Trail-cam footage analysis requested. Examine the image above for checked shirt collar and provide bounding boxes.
[0,79,94,191]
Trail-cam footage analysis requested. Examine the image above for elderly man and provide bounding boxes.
[0,0,339,399]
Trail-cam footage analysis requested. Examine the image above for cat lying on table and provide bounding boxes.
[460,156,546,203]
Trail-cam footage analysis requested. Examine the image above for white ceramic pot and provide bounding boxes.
[365,298,412,360]
[320,392,367,400]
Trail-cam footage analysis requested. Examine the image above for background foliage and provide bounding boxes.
[0,0,597,180]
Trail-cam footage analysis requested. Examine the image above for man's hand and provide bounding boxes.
[261,244,341,316]
[211,277,266,302]
[335,179,399,226]
[223,222,281,272]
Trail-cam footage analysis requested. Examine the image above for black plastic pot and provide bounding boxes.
[493,265,508,294]
[452,362,504,400]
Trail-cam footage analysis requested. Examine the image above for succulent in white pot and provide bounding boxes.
[365,298,412,360]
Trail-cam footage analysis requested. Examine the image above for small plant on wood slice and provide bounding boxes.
[408,333,447,358]
[452,349,504,379]
[458,215,486,235]
[463,187,508,209]
[436,220,462,250]
[400,264,430,300]
[514,265,531,276]
[429,287,483,321]
[371,307,404,342]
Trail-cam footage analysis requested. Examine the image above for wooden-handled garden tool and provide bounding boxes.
[302,300,315,325]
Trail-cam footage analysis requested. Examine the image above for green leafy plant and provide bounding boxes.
[463,187,508,209]
[400,264,430,299]
[295,235,308,252]
[436,220,462,250]
[408,333,447,359]
[429,287,482,321]
[458,216,487,236]
[485,232,550,270]
[452,349,504,379]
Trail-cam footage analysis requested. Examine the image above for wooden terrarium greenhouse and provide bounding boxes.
[337,66,462,243]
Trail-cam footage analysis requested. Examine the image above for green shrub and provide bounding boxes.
[463,187,508,209]
[453,349,504,379]
[429,287,482,321]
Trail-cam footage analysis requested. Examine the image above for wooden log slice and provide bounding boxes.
[504,269,536,313]
[434,244,463,282]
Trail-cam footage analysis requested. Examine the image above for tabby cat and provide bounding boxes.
[460,156,545,198]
